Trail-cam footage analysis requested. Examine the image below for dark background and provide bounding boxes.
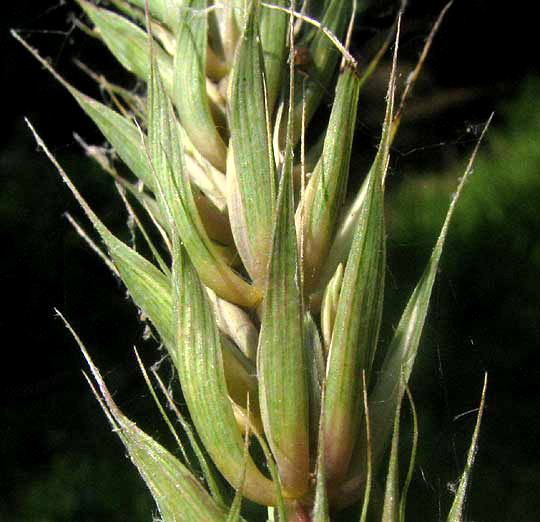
[2,1,538,521]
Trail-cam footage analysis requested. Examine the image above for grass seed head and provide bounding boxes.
[18,1,488,520]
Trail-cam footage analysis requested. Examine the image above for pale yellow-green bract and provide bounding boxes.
[17,0,489,520]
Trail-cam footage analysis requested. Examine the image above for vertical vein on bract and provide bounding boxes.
[174,0,228,172]
[296,67,361,297]
[228,1,277,289]
[173,241,277,506]
[259,0,289,117]
[322,18,398,485]
[148,28,260,307]
[257,140,310,499]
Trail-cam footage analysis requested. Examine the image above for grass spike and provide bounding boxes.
[23,2,493,519]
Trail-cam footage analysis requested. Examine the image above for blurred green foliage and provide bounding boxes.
[390,77,540,260]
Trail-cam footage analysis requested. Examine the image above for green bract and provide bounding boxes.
[17,0,489,520]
